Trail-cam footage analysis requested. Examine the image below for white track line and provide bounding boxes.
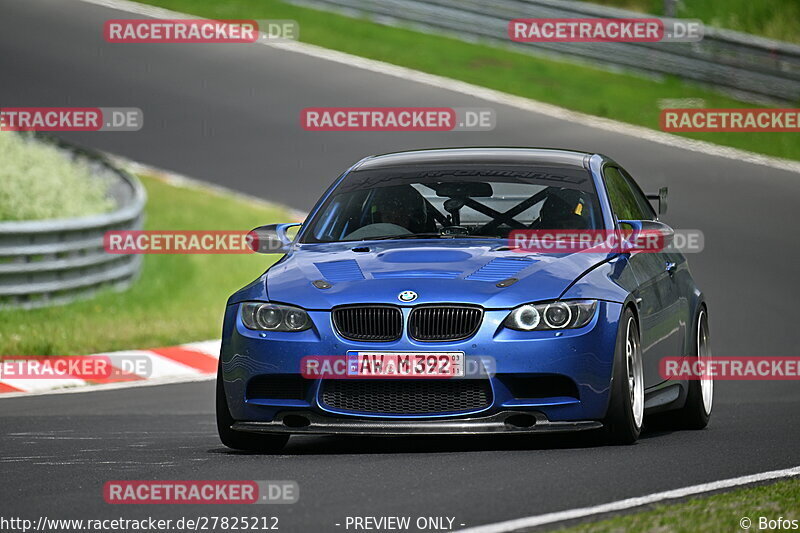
[458,465,800,532]
[79,0,800,175]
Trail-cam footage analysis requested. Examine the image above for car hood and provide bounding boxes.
[262,240,611,310]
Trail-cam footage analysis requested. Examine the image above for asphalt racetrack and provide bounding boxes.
[1,0,800,530]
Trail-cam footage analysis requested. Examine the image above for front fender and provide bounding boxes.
[560,255,636,303]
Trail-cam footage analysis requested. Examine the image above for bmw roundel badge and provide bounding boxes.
[398,290,418,302]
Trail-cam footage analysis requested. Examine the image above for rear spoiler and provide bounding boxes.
[646,187,668,216]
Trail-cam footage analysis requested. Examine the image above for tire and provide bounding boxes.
[216,362,289,452]
[602,307,644,444]
[668,306,712,429]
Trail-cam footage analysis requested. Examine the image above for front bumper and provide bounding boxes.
[220,300,622,428]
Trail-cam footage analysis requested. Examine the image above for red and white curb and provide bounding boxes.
[0,340,220,398]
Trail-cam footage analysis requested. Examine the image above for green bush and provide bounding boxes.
[0,132,114,221]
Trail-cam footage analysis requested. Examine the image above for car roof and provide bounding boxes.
[353,147,594,171]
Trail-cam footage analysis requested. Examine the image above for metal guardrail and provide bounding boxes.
[288,0,800,103]
[0,135,146,309]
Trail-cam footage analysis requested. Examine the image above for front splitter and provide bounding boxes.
[231,410,603,436]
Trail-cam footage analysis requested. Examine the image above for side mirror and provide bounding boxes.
[646,187,668,216]
[618,219,674,252]
[247,223,301,253]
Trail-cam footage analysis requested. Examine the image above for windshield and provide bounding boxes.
[301,164,603,243]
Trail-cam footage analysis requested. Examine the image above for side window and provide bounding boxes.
[620,168,658,220]
[604,166,648,221]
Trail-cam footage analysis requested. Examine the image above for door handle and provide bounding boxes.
[665,261,677,275]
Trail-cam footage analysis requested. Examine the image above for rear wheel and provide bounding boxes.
[669,306,712,429]
[603,307,644,444]
[216,362,289,452]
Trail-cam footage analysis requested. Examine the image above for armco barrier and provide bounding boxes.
[0,135,146,309]
[288,0,800,103]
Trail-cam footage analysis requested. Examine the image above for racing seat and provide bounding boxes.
[531,188,589,230]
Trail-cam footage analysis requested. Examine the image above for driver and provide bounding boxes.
[370,185,435,233]
[343,185,435,240]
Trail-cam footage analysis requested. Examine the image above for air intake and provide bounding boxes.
[320,379,492,414]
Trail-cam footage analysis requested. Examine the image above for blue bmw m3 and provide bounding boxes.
[217,148,712,450]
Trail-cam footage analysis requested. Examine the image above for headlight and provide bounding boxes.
[504,300,597,331]
[240,302,312,332]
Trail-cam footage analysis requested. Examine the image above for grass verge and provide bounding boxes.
[0,174,289,355]
[135,0,800,163]
[550,477,800,533]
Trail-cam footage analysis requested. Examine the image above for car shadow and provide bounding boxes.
[639,413,683,440]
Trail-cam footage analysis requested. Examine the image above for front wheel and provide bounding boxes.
[602,307,644,444]
[216,362,289,452]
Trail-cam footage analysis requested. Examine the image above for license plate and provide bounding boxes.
[346,352,464,378]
